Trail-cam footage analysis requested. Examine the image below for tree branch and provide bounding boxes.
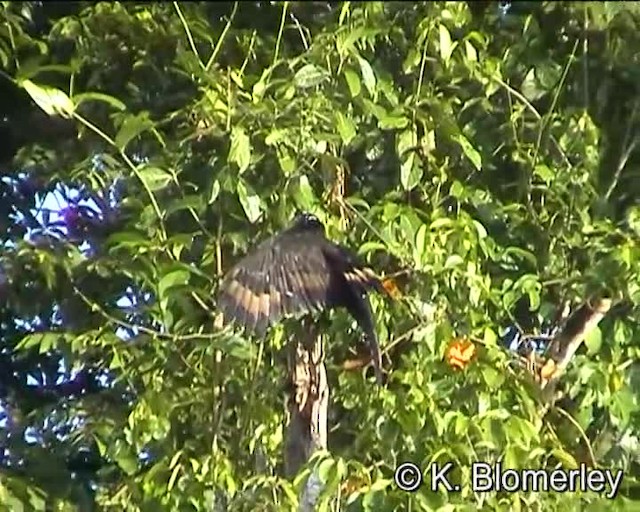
[539,297,613,403]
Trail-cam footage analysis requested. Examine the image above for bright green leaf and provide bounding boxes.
[439,24,454,62]
[20,79,75,118]
[73,92,126,111]
[237,180,262,223]
[398,128,419,190]
[343,68,361,97]
[293,175,317,211]
[335,112,357,145]
[534,164,555,184]
[454,133,482,170]
[357,57,376,97]
[158,269,190,299]
[137,166,173,191]
[585,326,603,355]
[209,179,221,204]
[15,332,61,352]
[378,114,409,130]
[294,63,328,88]
[229,126,252,174]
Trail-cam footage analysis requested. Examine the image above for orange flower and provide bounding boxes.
[446,338,476,370]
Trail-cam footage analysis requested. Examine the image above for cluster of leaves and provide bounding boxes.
[1,1,640,510]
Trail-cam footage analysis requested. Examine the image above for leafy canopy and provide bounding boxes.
[1,1,640,511]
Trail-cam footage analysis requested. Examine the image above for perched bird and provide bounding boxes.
[216,212,392,384]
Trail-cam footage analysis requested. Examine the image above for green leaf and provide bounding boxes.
[73,92,126,111]
[293,175,317,210]
[335,112,356,145]
[15,332,61,352]
[229,126,252,174]
[106,231,151,247]
[503,247,538,268]
[444,255,464,268]
[219,336,255,360]
[115,451,138,476]
[158,269,190,300]
[398,128,419,190]
[534,164,554,184]
[521,68,545,101]
[115,113,154,150]
[483,327,498,345]
[482,367,505,389]
[454,133,482,170]
[166,195,205,216]
[378,114,409,130]
[294,64,328,88]
[430,218,455,230]
[357,57,376,97]
[277,150,296,175]
[464,40,478,62]
[414,223,428,265]
[265,128,288,146]
[252,77,267,102]
[585,326,603,355]
[137,166,173,191]
[317,458,336,483]
[209,179,221,204]
[357,241,387,256]
[19,79,75,118]
[438,24,454,63]
[237,180,262,223]
[450,180,465,198]
[343,69,361,97]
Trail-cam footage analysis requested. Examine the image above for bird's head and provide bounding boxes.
[290,212,325,234]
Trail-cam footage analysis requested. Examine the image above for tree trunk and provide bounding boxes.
[284,317,329,511]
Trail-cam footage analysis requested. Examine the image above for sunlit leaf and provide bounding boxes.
[137,166,173,191]
[454,133,482,170]
[229,126,252,174]
[74,92,126,111]
[335,111,357,145]
[357,57,376,97]
[585,326,603,355]
[19,79,75,118]
[343,68,362,97]
[398,128,419,190]
[439,24,455,63]
[237,180,262,223]
[294,63,329,88]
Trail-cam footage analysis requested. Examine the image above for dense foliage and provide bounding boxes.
[1,2,640,510]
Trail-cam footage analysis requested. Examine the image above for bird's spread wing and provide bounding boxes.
[217,230,335,336]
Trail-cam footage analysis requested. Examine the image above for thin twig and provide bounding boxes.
[491,76,571,168]
[553,405,598,468]
[531,38,579,171]
[604,99,640,201]
[271,2,289,73]
[174,2,204,70]
[205,2,239,72]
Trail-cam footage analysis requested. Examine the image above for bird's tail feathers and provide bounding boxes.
[344,266,401,300]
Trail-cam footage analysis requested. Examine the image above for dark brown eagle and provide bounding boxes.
[216,212,392,385]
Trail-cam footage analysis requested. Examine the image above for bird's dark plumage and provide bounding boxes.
[217,212,390,384]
